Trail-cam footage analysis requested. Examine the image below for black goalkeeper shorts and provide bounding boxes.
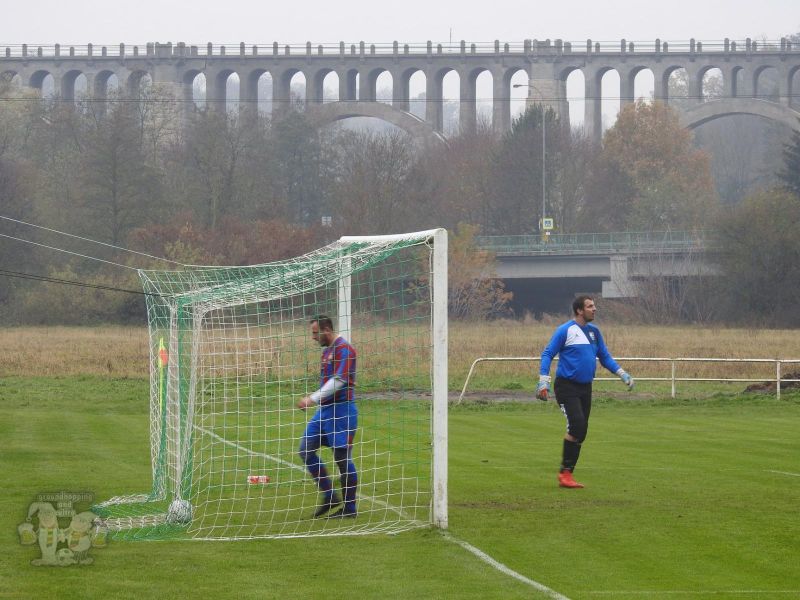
[554,377,592,442]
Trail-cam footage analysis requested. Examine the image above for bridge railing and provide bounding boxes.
[475,230,707,255]
[1,38,796,59]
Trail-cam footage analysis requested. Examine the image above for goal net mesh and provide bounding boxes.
[93,231,442,540]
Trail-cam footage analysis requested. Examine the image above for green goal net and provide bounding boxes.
[94,229,448,540]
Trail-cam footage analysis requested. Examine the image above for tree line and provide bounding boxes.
[0,76,799,325]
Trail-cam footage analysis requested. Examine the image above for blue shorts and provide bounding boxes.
[302,402,358,450]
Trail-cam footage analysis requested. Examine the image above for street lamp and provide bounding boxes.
[513,83,548,237]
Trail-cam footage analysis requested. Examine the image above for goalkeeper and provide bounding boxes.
[536,295,633,489]
[297,316,358,518]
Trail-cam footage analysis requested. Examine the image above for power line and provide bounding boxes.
[0,214,185,267]
[0,219,173,295]
[0,267,158,296]
[0,231,139,270]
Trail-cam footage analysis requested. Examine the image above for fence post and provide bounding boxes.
[458,359,481,404]
[777,360,781,401]
[671,360,676,398]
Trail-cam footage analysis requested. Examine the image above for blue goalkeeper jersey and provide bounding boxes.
[539,320,620,384]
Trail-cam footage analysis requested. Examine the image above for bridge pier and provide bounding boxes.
[459,72,477,135]
[527,71,563,113]
[620,69,636,110]
[602,256,637,298]
[686,66,703,104]
[341,69,357,103]
[492,69,511,134]
[304,69,324,107]
[239,71,261,121]
[722,66,736,100]
[653,70,668,103]
[739,67,755,99]
[426,69,443,133]
[584,70,603,141]
[360,67,377,102]
[91,72,111,114]
[272,69,294,116]
[392,69,409,112]
[777,65,792,106]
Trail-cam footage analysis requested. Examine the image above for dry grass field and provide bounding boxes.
[0,326,149,377]
[2,321,799,386]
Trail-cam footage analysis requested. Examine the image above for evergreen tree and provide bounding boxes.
[487,105,560,235]
[715,188,800,326]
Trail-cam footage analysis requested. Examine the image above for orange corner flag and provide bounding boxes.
[158,340,169,367]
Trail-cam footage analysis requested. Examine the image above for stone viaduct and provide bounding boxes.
[2,38,800,143]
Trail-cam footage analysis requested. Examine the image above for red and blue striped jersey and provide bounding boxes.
[320,336,357,404]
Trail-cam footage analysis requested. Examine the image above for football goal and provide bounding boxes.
[94,229,448,540]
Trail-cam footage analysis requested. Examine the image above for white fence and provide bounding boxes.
[457,357,800,404]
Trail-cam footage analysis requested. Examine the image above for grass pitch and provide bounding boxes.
[1,376,799,599]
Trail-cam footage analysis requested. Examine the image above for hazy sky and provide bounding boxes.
[4,0,798,45]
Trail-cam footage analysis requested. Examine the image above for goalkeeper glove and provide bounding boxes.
[616,368,634,390]
[536,375,551,401]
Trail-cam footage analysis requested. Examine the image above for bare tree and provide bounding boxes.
[327,128,419,234]
[631,239,716,323]
[79,100,162,245]
[174,110,249,229]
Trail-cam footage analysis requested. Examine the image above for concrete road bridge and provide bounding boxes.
[2,38,800,144]
[476,231,714,309]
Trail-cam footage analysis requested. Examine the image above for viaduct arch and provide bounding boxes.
[681,98,800,131]
[306,101,448,148]
[2,38,800,143]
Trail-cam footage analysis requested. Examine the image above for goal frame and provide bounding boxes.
[95,227,449,536]
[340,228,448,529]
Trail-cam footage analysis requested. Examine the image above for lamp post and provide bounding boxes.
[513,83,547,237]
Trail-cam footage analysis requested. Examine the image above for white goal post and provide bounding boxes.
[340,229,448,529]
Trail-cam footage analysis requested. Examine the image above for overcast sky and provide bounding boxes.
[4,0,798,45]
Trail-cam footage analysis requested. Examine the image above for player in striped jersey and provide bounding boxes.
[297,315,358,518]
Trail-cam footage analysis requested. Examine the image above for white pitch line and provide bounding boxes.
[197,426,567,597]
[195,426,419,521]
[766,470,800,477]
[197,425,298,470]
[441,531,571,599]
[586,591,800,595]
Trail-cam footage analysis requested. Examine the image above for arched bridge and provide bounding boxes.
[307,101,449,148]
[681,97,800,131]
[2,38,800,142]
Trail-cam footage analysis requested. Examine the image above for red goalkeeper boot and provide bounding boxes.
[558,470,585,489]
